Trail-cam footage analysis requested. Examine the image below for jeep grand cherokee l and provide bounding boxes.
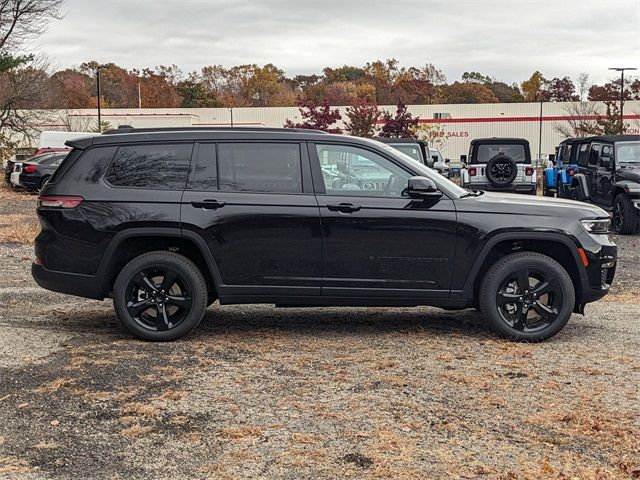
[32,127,617,342]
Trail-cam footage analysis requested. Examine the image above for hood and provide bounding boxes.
[618,164,640,182]
[470,191,608,219]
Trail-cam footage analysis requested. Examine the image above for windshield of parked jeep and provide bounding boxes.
[615,141,640,163]
[390,144,424,163]
[476,144,526,163]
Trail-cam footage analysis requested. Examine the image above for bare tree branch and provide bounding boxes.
[0,0,63,51]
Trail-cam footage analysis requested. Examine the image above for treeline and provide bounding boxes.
[17,59,640,110]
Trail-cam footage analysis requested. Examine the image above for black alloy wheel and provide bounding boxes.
[125,267,192,331]
[113,251,208,341]
[479,252,575,341]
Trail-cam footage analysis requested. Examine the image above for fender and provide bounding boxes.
[613,180,640,195]
[452,231,588,302]
[95,227,224,297]
[571,173,590,200]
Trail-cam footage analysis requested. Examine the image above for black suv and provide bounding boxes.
[33,127,616,342]
[570,135,640,234]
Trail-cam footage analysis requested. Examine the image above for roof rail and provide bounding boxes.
[102,125,329,135]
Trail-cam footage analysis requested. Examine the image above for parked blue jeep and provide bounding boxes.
[543,138,580,198]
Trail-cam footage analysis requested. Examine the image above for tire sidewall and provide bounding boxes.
[113,252,207,341]
[485,155,518,187]
[480,253,575,341]
[613,194,637,234]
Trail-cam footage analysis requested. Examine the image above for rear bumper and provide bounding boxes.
[32,263,105,300]
[466,183,536,193]
[19,174,40,190]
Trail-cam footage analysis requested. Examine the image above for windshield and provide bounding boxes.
[476,144,526,163]
[615,141,640,164]
[389,144,424,163]
[371,141,469,197]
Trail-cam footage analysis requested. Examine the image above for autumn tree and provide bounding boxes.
[441,82,499,103]
[546,77,578,102]
[379,100,419,138]
[343,99,381,137]
[284,100,342,133]
[521,71,550,101]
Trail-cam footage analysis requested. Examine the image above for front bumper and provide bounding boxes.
[577,232,617,306]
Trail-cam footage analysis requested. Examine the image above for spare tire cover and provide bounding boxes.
[485,155,518,186]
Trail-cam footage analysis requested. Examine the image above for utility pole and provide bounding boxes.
[538,100,543,162]
[608,67,637,134]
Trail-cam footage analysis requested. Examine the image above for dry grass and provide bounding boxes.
[0,213,39,244]
[604,287,640,304]
[33,377,74,394]
[0,456,36,474]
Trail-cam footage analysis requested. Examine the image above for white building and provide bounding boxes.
[8,100,640,160]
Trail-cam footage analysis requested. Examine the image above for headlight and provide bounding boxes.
[580,218,611,234]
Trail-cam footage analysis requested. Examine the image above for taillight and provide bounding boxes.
[23,165,37,173]
[525,167,534,176]
[468,167,477,176]
[38,195,84,208]
[567,168,575,176]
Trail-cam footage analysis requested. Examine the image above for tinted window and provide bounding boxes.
[577,144,590,167]
[316,144,411,197]
[391,144,423,162]
[105,144,192,189]
[189,143,217,190]
[218,143,302,193]
[589,144,601,166]
[476,144,526,163]
[600,145,613,166]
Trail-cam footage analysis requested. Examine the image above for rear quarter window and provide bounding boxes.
[105,143,193,189]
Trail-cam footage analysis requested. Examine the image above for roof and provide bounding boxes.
[374,137,427,145]
[66,127,365,150]
[568,134,640,143]
[470,137,529,145]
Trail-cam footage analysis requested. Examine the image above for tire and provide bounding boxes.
[113,251,208,341]
[543,183,554,197]
[479,252,575,342]
[612,194,639,235]
[485,155,518,187]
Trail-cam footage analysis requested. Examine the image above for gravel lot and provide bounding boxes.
[0,185,638,479]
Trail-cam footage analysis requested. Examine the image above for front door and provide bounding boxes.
[310,142,457,298]
[593,144,615,206]
[181,141,322,298]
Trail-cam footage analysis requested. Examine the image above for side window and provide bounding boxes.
[600,145,613,166]
[315,144,411,197]
[188,143,217,190]
[218,143,302,193]
[105,143,192,189]
[589,144,601,166]
[577,144,590,167]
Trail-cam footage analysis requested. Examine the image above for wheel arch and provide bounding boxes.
[459,232,587,313]
[96,228,223,299]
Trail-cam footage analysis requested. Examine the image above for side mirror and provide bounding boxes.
[445,158,450,164]
[407,176,442,199]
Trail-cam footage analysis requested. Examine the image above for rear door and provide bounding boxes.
[180,141,322,298]
[587,143,601,201]
[310,142,457,298]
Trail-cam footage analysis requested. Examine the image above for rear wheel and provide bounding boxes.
[543,183,554,197]
[113,251,208,341]
[612,194,639,235]
[479,252,575,342]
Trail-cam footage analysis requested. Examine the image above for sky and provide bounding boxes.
[32,0,640,85]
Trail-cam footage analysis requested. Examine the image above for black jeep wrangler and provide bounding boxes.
[570,135,640,234]
[33,127,616,342]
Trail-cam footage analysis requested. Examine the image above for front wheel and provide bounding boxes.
[113,251,208,341]
[479,252,575,342]
[612,194,639,235]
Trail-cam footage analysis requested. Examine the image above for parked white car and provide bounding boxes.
[10,162,23,187]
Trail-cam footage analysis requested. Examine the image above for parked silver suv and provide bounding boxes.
[462,138,536,195]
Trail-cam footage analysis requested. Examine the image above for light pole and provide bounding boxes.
[95,64,107,132]
[608,67,637,134]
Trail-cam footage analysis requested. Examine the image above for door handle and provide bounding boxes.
[191,199,226,210]
[327,203,361,213]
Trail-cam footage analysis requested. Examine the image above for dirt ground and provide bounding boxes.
[0,183,638,479]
